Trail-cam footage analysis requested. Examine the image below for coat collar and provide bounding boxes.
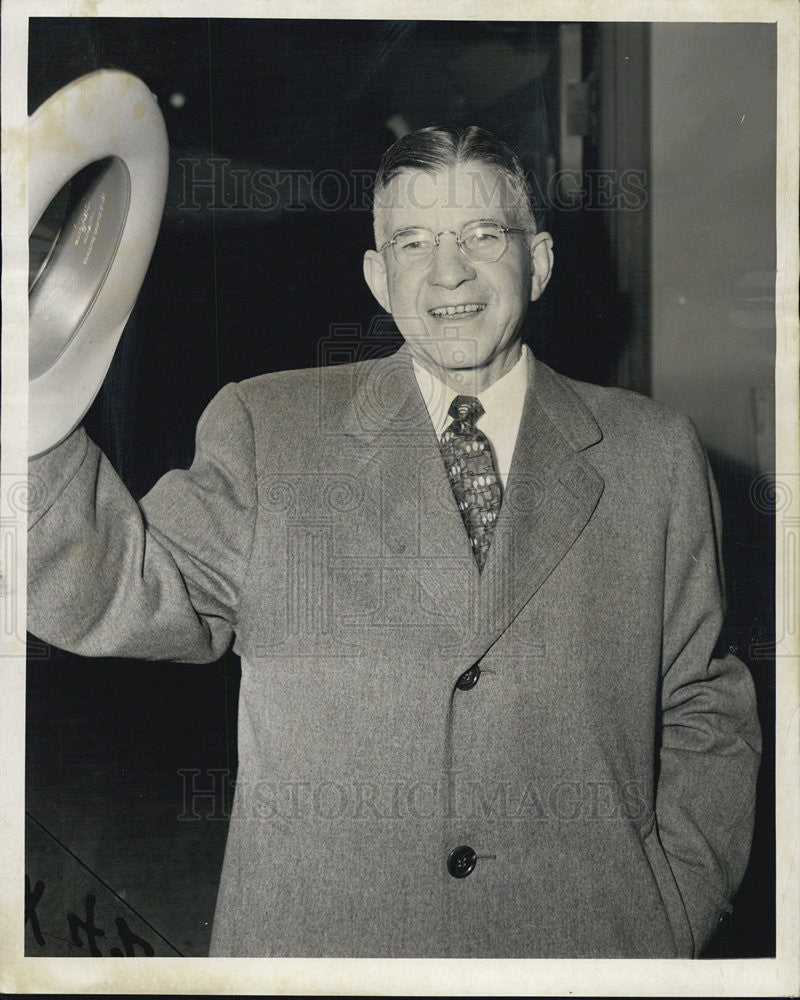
[338,343,432,441]
[339,343,602,452]
[523,351,603,453]
[337,343,605,676]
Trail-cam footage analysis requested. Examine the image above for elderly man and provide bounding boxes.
[27,125,760,958]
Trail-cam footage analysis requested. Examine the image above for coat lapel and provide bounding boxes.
[337,346,476,647]
[336,346,606,671]
[473,356,605,663]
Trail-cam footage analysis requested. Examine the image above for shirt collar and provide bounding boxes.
[412,344,530,437]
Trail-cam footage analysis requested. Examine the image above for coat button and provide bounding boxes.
[455,663,480,690]
[447,844,477,878]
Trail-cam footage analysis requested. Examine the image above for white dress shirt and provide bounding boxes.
[411,344,530,489]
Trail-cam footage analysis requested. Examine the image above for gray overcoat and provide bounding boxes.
[27,346,761,957]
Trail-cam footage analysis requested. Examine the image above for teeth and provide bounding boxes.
[429,304,485,317]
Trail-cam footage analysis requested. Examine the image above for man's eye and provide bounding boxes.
[399,237,431,252]
[471,231,501,243]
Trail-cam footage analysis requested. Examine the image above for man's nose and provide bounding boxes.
[426,233,476,288]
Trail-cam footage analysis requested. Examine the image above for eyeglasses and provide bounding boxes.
[378,219,525,269]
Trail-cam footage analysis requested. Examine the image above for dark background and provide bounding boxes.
[25,18,774,958]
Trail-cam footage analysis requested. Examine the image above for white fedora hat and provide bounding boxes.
[28,69,169,457]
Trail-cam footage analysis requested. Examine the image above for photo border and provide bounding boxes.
[2,0,797,994]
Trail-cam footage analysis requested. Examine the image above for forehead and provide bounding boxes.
[380,161,515,229]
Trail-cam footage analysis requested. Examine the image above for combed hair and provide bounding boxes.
[372,125,538,247]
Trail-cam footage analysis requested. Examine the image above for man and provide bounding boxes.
[27,125,760,958]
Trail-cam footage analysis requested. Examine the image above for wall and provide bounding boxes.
[650,23,777,959]
[650,23,776,472]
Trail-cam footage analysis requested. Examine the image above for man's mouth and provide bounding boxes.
[427,303,486,318]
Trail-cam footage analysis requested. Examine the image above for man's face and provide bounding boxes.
[363,161,553,390]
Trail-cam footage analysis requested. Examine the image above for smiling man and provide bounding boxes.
[27,125,760,958]
[363,152,554,394]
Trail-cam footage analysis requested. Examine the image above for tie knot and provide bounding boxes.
[448,395,484,426]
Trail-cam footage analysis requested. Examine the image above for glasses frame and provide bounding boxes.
[378,218,526,269]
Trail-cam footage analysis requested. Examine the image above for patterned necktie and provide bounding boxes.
[439,395,502,571]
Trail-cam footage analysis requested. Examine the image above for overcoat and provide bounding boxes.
[27,345,761,958]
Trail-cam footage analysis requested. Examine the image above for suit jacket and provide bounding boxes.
[27,345,761,958]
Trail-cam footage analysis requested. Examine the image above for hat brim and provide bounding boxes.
[28,70,169,457]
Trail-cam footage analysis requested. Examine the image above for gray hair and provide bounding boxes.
[372,124,538,248]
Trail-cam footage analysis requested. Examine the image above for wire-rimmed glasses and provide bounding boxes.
[378,219,525,269]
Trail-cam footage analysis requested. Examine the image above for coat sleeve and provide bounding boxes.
[27,382,257,662]
[655,413,761,956]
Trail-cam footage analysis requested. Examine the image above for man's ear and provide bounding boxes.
[363,250,391,313]
[528,231,554,302]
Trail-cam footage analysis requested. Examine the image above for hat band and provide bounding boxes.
[29,156,131,380]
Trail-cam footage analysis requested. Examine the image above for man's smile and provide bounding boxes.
[427,303,487,318]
